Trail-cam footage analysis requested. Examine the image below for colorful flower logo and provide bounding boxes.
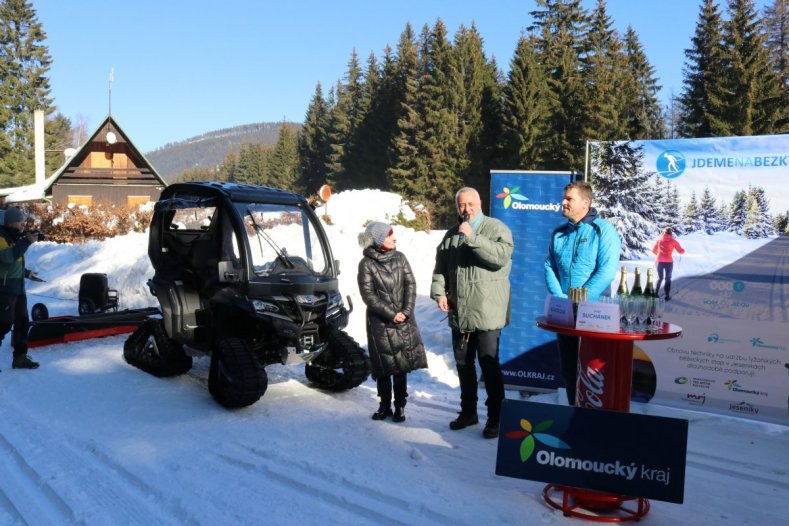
[505,418,570,462]
[724,379,741,391]
[496,186,528,209]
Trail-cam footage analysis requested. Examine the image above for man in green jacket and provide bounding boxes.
[431,187,513,438]
[0,207,41,369]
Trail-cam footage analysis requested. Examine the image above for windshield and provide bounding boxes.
[236,202,329,277]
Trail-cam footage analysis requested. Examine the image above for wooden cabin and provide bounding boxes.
[43,116,166,207]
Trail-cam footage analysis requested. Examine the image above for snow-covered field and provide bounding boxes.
[2,190,787,525]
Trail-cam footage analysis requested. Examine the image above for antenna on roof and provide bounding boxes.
[108,67,114,116]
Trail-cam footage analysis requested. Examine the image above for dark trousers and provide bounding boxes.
[0,293,29,356]
[452,329,505,421]
[377,373,407,408]
[656,262,674,298]
[556,334,580,405]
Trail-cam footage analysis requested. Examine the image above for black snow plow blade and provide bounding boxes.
[27,308,161,348]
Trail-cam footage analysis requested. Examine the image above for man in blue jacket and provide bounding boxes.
[544,181,621,404]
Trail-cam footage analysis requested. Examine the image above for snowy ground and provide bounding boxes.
[2,190,787,525]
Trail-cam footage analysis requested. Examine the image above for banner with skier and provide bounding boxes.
[588,134,789,425]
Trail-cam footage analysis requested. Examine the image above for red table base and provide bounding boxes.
[542,484,650,522]
[535,318,682,522]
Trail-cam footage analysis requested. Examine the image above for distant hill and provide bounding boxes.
[145,121,301,182]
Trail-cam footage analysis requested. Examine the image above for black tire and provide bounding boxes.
[305,328,370,391]
[31,303,49,321]
[208,338,268,409]
[123,318,193,377]
[78,298,95,315]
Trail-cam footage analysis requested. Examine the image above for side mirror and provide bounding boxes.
[218,260,239,283]
[334,259,341,276]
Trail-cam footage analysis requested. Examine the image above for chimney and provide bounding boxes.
[34,109,45,186]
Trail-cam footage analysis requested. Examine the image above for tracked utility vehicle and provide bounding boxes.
[124,182,370,408]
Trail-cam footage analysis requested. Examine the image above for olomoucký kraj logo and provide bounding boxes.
[656,150,686,179]
[505,418,571,462]
[496,186,528,209]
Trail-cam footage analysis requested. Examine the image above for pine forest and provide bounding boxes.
[1,0,788,233]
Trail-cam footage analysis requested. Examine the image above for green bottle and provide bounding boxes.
[644,268,656,297]
[630,267,644,296]
[616,267,629,297]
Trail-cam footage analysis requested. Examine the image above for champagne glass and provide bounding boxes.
[623,296,638,332]
[654,298,666,329]
[634,296,648,332]
[645,297,657,331]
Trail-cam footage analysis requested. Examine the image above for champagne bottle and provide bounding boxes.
[644,268,656,329]
[644,268,656,297]
[616,267,629,297]
[631,267,644,296]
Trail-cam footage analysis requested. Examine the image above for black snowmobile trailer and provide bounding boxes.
[28,307,161,348]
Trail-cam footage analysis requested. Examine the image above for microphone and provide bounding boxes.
[459,213,470,242]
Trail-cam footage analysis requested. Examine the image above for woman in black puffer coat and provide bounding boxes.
[357,222,427,423]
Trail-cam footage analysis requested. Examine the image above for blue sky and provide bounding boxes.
[33,0,770,153]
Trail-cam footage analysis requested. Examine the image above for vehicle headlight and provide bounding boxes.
[327,292,343,311]
[251,299,280,313]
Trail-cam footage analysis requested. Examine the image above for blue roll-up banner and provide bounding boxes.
[490,171,573,391]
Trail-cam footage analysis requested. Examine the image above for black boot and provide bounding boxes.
[12,354,39,369]
[483,418,500,439]
[372,403,393,421]
[449,412,479,430]
[392,406,406,423]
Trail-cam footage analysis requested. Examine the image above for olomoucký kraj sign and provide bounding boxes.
[495,400,688,503]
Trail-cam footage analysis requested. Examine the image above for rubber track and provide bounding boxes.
[305,329,370,391]
[208,338,268,408]
[123,319,193,377]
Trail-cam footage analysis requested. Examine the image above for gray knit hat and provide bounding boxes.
[4,207,25,226]
[359,221,392,249]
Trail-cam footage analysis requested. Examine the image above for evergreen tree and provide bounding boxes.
[297,83,330,194]
[387,24,427,207]
[662,90,683,139]
[679,0,731,137]
[219,149,238,183]
[763,0,789,129]
[622,26,665,139]
[683,192,704,232]
[589,141,655,258]
[344,50,391,191]
[773,210,789,235]
[324,79,351,189]
[583,0,629,141]
[723,0,784,134]
[412,20,465,227]
[453,23,498,208]
[0,0,54,186]
[651,175,671,229]
[665,182,684,233]
[529,0,591,171]
[699,185,725,233]
[502,34,552,169]
[233,143,267,185]
[728,189,748,234]
[267,123,299,191]
[743,185,773,238]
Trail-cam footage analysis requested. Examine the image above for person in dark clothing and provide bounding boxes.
[358,222,427,422]
[431,187,513,439]
[0,207,41,370]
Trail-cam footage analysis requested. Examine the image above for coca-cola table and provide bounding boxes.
[535,317,682,522]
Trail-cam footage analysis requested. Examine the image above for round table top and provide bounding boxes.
[536,317,682,341]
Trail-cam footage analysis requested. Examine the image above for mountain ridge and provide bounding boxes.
[145,121,301,182]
